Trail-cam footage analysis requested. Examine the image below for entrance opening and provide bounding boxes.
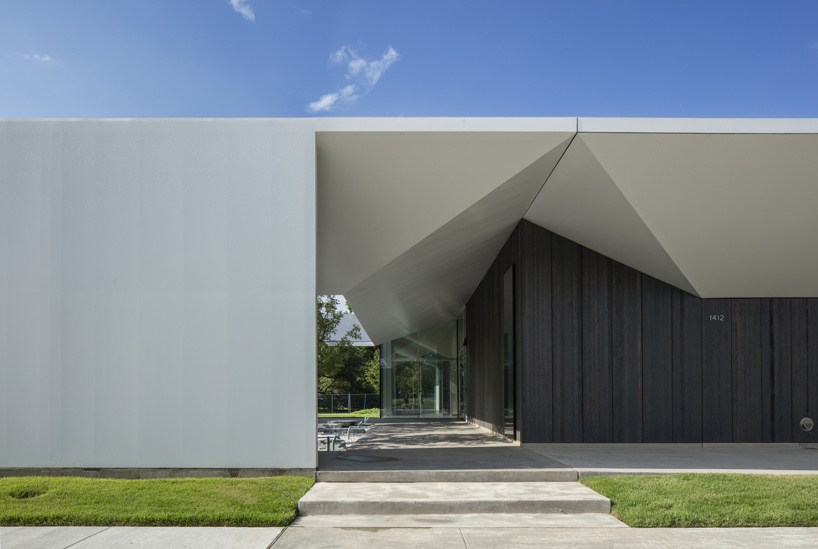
[379,320,458,418]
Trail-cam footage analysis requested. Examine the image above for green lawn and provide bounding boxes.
[0,476,314,527]
[582,473,818,527]
[317,407,380,418]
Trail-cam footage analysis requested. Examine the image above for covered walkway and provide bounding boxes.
[318,419,818,480]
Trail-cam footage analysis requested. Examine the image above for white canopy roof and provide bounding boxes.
[315,118,818,344]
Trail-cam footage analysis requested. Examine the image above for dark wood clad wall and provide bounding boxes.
[466,220,818,443]
[611,263,642,442]
[673,290,702,442]
[465,227,519,435]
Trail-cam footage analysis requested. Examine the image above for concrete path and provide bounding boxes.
[528,444,818,476]
[0,526,283,549]
[5,525,817,548]
[274,526,818,548]
[291,512,626,528]
[299,481,611,515]
[319,420,573,482]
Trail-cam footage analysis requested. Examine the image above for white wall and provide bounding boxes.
[0,119,316,468]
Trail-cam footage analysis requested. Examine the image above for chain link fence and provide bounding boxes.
[317,393,380,414]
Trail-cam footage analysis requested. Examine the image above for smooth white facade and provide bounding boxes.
[0,119,316,468]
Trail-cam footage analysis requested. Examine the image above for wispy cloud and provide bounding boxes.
[229,0,255,21]
[23,53,52,62]
[307,45,399,113]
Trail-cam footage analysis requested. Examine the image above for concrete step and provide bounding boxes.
[297,482,611,516]
[317,468,578,483]
[291,512,626,528]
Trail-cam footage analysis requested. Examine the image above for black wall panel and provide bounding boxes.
[518,221,552,442]
[611,263,642,442]
[466,220,818,443]
[581,249,613,442]
[702,299,732,442]
[641,275,673,442]
[673,290,702,442]
[791,299,810,443]
[732,299,763,442]
[551,235,583,442]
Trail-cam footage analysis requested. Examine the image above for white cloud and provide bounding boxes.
[330,46,349,65]
[308,92,340,113]
[308,85,359,113]
[23,54,52,62]
[229,0,255,21]
[308,46,399,113]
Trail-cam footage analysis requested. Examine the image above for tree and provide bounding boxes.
[316,295,379,394]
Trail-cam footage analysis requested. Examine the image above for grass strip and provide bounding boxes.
[581,473,818,527]
[318,408,380,418]
[0,476,314,527]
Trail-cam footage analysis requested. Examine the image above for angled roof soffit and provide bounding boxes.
[316,129,574,296]
[317,118,818,343]
[524,134,698,295]
[578,131,818,298]
[344,138,572,343]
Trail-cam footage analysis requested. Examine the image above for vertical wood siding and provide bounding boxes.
[466,220,818,443]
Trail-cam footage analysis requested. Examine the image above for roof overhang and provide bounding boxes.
[315,118,818,344]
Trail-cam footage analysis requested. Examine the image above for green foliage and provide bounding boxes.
[0,476,314,527]
[581,474,818,527]
[316,295,379,394]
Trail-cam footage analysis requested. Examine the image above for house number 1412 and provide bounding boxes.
[709,315,725,321]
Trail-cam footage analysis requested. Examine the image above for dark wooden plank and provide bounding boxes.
[732,299,763,442]
[809,299,818,443]
[702,299,732,442]
[791,299,809,442]
[581,248,613,442]
[673,290,703,442]
[551,233,583,442]
[760,299,772,442]
[769,299,792,442]
[518,221,552,443]
[611,262,641,442]
[641,275,673,442]
[804,298,818,442]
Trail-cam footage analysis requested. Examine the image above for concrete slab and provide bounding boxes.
[0,527,284,549]
[459,527,818,548]
[319,420,571,482]
[0,526,108,549]
[68,527,283,548]
[527,445,818,476]
[349,419,513,450]
[273,527,468,548]
[298,481,610,515]
[290,513,627,528]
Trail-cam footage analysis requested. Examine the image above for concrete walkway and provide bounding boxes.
[527,444,818,476]
[5,420,818,548]
[322,419,818,478]
[274,527,818,547]
[5,525,818,548]
[0,527,284,549]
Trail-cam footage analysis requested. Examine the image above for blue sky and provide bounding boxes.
[2,1,817,118]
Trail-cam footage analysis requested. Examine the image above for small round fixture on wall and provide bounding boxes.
[801,417,815,432]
